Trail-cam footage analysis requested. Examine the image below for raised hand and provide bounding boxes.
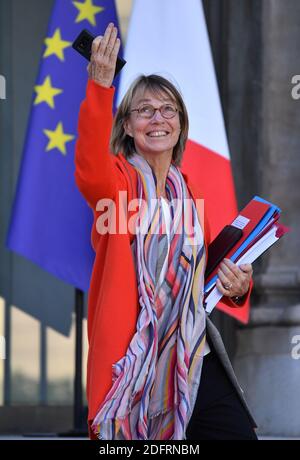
[87,23,121,88]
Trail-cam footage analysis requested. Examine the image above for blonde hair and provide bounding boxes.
[110,74,189,166]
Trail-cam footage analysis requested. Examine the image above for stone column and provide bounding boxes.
[227,0,300,437]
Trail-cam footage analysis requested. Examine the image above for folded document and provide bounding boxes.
[204,196,290,314]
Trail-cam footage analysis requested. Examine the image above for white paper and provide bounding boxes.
[231,215,250,230]
[204,224,279,313]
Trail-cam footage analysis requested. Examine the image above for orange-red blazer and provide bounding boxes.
[75,80,251,438]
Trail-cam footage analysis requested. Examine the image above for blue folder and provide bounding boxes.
[204,196,281,292]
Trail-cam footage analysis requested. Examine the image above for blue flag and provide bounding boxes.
[6,0,122,291]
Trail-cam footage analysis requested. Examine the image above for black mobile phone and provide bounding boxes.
[72,29,126,78]
[205,225,243,279]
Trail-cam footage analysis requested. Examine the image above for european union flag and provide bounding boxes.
[6,0,122,290]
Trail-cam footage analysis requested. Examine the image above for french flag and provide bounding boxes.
[118,0,249,323]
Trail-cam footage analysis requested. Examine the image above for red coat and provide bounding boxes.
[75,80,251,438]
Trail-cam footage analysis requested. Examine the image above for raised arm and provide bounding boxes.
[74,24,123,208]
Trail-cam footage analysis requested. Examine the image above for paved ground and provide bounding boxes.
[259,436,300,440]
[0,435,89,440]
[0,435,299,440]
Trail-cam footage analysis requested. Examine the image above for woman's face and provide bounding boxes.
[124,88,181,160]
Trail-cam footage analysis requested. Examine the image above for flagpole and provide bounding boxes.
[55,288,87,437]
[73,288,87,434]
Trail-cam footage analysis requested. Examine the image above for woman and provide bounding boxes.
[75,23,257,440]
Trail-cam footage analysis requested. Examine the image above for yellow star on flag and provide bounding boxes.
[44,28,72,61]
[43,122,75,155]
[34,76,63,109]
[73,0,104,26]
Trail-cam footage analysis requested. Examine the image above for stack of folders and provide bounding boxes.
[204,196,290,313]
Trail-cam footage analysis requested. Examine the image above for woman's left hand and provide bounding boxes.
[216,258,253,299]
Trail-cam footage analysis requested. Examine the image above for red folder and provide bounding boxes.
[205,199,271,287]
[235,211,280,261]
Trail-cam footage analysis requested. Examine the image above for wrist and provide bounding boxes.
[90,77,112,89]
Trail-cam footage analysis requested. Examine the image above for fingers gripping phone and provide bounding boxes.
[72,29,126,78]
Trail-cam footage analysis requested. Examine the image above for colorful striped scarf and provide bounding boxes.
[92,154,207,440]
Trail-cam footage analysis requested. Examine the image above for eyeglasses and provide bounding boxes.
[130,103,178,119]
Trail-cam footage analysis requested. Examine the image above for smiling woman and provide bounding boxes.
[108,73,190,200]
[75,23,255,441]
[111,74,188,169]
